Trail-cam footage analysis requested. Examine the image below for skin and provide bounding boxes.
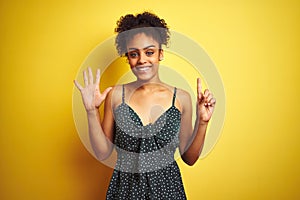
[74,32,216,165]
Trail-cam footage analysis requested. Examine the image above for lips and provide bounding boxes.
[135,65,151,72]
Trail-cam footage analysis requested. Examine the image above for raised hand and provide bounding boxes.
[196,78,216,123]
[74,67,112,112]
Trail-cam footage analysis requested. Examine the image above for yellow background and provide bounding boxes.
[0,0,299,199]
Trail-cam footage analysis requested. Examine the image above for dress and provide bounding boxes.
[106,85,187,200]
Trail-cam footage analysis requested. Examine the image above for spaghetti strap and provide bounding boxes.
[172,87,177,106]
[122,85,125,103]
[107,84,186,199]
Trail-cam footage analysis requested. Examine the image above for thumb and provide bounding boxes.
[102,87,113,98]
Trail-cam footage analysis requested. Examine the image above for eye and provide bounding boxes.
[129,52,139,58]
[145,50,154,56]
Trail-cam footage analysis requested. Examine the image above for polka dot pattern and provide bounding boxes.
[106,86,187,199]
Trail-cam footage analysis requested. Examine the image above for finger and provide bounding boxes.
[197,78,203,100]
[206,93,213,102]
[95,68,100,86]
[102,87,113,98]
[204,89,210,98]
[208,98,216,106]
[83,69,88,86]
[88,67,93,84]
[74,80,83,91]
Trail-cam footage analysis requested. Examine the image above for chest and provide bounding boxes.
[126,93,174,126]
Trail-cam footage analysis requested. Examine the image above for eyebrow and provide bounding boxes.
[128,45,156,51]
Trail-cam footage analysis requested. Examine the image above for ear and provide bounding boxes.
[159,49,164,61]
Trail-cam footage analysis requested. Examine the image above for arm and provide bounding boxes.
[87,90,115,161]
[179,78,216,166]
[74,67,114,161]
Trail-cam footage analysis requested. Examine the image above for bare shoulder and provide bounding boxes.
[176,88,192,102]
[175,88,192,112]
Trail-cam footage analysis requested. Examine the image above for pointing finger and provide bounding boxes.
[197,78,203,100]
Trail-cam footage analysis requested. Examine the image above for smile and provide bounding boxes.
[136,66,151,72]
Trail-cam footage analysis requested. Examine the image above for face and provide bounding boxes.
[126,33,164,82]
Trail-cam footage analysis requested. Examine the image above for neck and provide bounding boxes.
[135,74,162,89]
[133,78,165,92]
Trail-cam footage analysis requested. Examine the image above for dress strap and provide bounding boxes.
[172,87,177,106]
[122,85,125,103]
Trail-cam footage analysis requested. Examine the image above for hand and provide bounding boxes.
[74,67,112,112]
[196,78,216,124]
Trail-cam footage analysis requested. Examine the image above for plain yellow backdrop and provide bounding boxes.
[0,0,299,199]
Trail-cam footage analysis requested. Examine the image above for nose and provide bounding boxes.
[138,52,147,64]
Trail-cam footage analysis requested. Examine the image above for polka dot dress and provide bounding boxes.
[106,85,187,200]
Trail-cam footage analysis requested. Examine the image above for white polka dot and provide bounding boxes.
[106,86,186,200]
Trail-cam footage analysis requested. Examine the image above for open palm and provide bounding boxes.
[74,67,112,112]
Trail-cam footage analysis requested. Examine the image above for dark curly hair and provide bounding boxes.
[114,11,170,56]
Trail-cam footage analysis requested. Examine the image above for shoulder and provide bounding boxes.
[175,87,192,113]
[176,87,192,102]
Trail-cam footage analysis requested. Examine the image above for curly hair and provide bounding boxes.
[114,11,170,56]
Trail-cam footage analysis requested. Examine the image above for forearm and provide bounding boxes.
[182,118,208,166]
[87,109,112,160]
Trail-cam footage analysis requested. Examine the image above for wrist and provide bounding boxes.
[199,121,208,126]
[86,108,98,115]
[196,117,209,126]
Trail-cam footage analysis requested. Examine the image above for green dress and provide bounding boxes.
[106,85,187,200]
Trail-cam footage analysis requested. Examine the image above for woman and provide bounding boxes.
[74,12,216,199]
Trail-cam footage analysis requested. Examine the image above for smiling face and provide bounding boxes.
[126,32,164,83]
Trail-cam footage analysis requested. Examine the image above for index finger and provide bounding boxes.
[197,78,203,99]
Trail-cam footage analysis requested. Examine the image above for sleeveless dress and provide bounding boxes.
[106,85,187,200]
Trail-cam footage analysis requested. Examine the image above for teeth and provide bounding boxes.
[137,66,150,71]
